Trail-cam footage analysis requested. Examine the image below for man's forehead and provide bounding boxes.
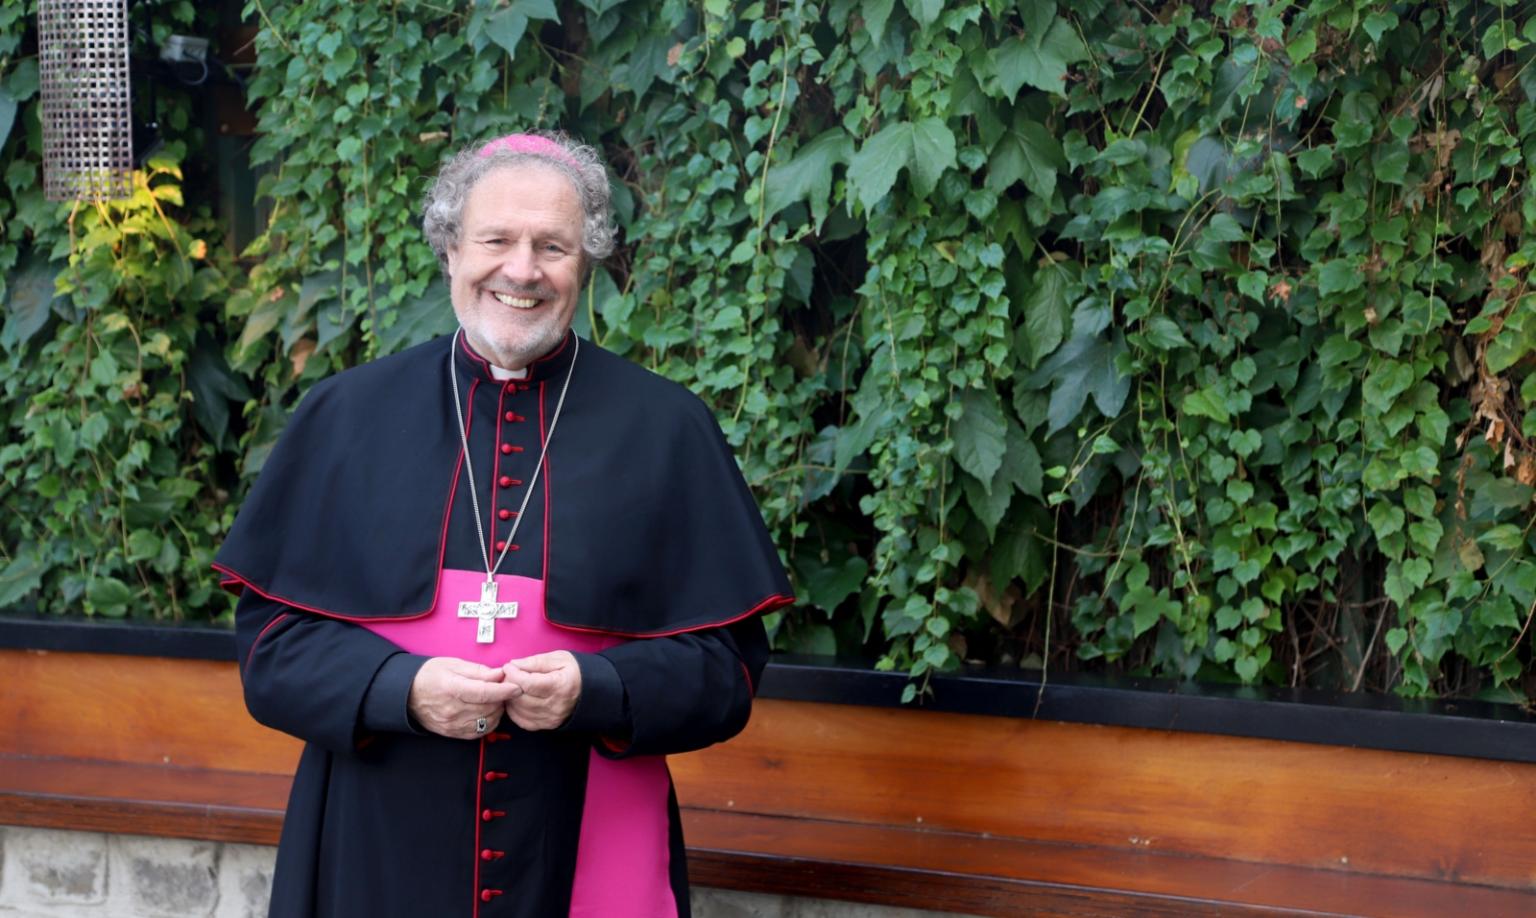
[462,165,582,233]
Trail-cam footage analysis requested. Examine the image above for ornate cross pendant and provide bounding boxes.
[457,579,518,643]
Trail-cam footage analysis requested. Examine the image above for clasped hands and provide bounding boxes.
[407,651,581,740]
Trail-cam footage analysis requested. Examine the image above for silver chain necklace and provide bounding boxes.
[448,329,579,642]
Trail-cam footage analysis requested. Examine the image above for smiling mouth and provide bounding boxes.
[490,291,540,309]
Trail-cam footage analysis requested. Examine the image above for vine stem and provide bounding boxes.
[733,19,795,424]
[248,0,295,55]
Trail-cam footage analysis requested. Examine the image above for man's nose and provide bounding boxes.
[498,242,541,285]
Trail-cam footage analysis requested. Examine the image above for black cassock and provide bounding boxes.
[215,331,793,918]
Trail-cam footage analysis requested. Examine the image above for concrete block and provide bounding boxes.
[107,835,218,918]
[0,826,108,908]
[212,844,274,918]
[691,888,982,918]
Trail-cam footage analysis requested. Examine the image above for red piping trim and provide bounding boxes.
[208,376,474,625]
[739,659,757,697]
[244,612,290,669]
[540,379,552,614]
[489,384,508,543]
[458,332,493,374]
[530,329,571,366]
[472,735,486,918]
[546,592,795,639]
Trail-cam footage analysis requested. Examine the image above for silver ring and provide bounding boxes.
[475,717,489,734]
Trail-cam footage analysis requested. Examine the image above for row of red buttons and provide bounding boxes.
[494,404,526,560]
[479,727,514,907]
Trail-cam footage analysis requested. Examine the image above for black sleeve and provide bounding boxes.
[234,590,429,755]
[559,614,769,758]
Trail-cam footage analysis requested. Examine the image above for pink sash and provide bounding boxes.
[362,568,676,918]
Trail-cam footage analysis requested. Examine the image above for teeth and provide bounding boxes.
[491,292,538,308]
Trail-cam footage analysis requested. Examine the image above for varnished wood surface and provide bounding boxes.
[1,648,301,773]
[683,809,1536,918]
[7,756,1531,917]
[672,699,1536,891]
[6,648,1536,914]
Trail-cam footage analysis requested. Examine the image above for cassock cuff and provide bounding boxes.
[561,652,628,735]
[360,652,429,734]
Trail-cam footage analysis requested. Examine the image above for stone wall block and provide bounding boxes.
[0,826,108,908]
[106,836,219,918]
[211,844,273,918]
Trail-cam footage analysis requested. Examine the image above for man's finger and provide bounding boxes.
[503,668,560,696]
[444,659,507,682]
[456,679,524,705]
[504,651,568,674]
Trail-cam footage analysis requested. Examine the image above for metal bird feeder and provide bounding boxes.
[38,0,134,201]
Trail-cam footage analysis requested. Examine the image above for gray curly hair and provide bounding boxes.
[421,131,616,278]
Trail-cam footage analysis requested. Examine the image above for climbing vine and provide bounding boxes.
[2,0,1534,702]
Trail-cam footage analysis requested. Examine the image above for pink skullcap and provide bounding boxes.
[477,133,581,170]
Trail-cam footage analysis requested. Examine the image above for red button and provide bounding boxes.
[504,411,516,422]
[481,809,505,822]
[498,509,512,521]
[481,889,504,902]
[484,771,508,782]
[499,443,512,455]
[494,540,506,551]
[504,382,518,393]
[480,849,505,861]
[499,476,513,488]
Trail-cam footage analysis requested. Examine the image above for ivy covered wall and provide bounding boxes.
[1,0,1533,702]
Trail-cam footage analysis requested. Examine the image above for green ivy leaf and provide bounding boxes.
[764,129,853,228]
[374,279,456,355]
[1182,386,1230,424]
[1019,261,1071,368]
[902,0,943,28]
[0,548,43,608]
[1143,315,1189,350]
[1367,501,1405,540]
[1317,258,1364,296]
[1027,331,1131,435]
[993,15,1088,100]
[485,10,529,57]
[862,0,898,42]
[987,116,1065,198]
[0,86,15,153]
[801,555,869,613]
[954,389,1008,485]
[1,256,60,349]
[848,120,956,211]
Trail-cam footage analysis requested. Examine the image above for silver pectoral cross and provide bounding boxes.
[458,580,518,643]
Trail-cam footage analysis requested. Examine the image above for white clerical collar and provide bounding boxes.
[488,363,529,380]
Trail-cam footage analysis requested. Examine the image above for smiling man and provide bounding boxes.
[213,132,793,918]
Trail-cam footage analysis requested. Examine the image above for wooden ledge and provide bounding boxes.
[6,755,1534,917]
[5,651,1536,916]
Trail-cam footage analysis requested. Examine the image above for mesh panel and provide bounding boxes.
[39,0,134,201]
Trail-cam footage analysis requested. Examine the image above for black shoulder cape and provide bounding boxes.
[213,332,793,635]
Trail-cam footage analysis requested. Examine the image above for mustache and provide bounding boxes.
[483,284,556,300]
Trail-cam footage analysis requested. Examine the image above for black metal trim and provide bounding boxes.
[4,615,1533,763]
[0,612,238,661]
[759,655,1536,764]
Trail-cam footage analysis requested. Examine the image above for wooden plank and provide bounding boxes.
[11,756,1529,918]
[0,649,300,773]
[682,809,1536,918]
[9,650,1536,897]
[671,700,1536,891]
[0,756,288,845]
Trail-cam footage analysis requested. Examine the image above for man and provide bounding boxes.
[214,131,793,917]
